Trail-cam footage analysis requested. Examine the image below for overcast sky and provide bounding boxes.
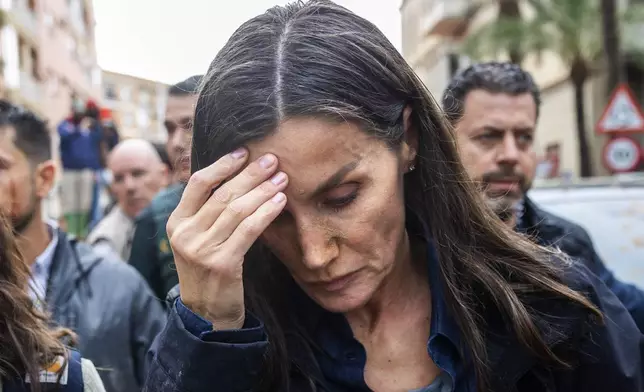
[93,0,402,84]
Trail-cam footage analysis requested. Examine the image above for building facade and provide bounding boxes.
[0,0,101,219]
[0,0,101,123]
[401,0,475,102]
[101,70,168,142]
[401,0,642,178]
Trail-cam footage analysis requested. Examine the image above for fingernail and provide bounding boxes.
[231,148,247,159]
[272,192,286,203]
[259,154,276,169]
[270,172,287,185]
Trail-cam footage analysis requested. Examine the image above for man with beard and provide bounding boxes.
[0,100,165,392]
[128,75,202,302]
[443,62,644,330]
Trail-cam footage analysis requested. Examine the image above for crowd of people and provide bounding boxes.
[0,1,643,391]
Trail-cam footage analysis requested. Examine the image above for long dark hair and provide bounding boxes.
[0,213,72,391]
[191,1,599,390]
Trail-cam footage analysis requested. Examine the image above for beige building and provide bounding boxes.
[101,71,168,142]
[0,0,101,123]
[401,0,643,177]
[0,0,100,219]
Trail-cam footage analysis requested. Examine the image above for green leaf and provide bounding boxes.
[462,0,603,66]
[620,3,644,62]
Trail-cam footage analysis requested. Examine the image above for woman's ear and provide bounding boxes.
[401,106,418,170]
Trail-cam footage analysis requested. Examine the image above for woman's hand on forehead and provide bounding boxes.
[166,148,288,329]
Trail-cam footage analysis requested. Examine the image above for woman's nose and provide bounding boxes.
[297,222,338,270]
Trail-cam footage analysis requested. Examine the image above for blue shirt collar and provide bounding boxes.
[30,221,59,302]
[34,222,59,272]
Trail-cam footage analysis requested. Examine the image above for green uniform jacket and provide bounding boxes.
[129,182,185,302]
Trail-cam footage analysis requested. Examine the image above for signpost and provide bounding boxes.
[596,83,644,134]
[602,137,641,173]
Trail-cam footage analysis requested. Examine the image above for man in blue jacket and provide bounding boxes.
[442,61,644,330]
[0,100,165,392]
[58,97,104,238]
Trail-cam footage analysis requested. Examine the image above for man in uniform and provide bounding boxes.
[128,75,202,302]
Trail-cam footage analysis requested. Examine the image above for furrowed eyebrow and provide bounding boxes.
[312,160,360,196]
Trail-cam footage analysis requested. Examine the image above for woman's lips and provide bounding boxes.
[310,270,360,292]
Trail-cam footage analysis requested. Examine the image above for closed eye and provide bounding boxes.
[273,184,360,222]
[324,190,358,212]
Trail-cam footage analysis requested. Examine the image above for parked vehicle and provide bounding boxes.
[529,175,644,288]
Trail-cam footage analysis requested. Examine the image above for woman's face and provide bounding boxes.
[246,117,415,313]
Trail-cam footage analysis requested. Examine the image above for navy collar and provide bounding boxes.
[424,238,462,352]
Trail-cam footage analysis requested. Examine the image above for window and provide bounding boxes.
[136,108,150,128]
[83,3,92,32]
[18,37,26,69]
[66,34,77,56]
[91,67,101,87]
[104,84,117,100]
[139,89,151,105]
[44,13,54,28]
[78,42,88,60]
[30,47,38,79]
[447,53,459,78]
[69,0,86,35]
[120,86,131,101]
[121,113,134,127]
[47,74,60,96]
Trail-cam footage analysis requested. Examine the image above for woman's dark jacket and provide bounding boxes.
[143,238,643,392]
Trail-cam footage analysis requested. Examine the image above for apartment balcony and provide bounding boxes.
[7,0,38,46]
[68,0,92,41]
[421,0,481,37]
[19,70,42,106]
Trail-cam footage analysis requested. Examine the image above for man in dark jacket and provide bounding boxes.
[0,100,166,392]
[129,75,201,301]
[443,62,644,330]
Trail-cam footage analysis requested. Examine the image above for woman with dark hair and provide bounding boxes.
[0,213,105,392]
[145,1,642,391]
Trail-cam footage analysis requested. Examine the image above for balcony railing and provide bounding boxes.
[70,19,87,37]
[11,0,37,37]
[421,0,481,37]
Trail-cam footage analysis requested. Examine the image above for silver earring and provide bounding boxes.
[408,164,416,172]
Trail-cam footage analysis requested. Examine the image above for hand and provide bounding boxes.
[166,149,288,330]
[80,117,93,130]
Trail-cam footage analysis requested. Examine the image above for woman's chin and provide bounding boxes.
[307,288,373,314]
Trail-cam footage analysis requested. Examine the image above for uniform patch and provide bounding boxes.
[25,355,68,384]
[159,238,170,255]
